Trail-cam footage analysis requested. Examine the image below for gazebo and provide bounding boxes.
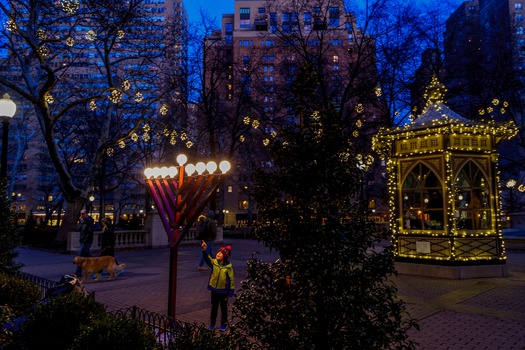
[373,77,518,278]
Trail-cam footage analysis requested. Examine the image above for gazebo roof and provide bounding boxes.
[372,77,518,153]
[405,101,477,132]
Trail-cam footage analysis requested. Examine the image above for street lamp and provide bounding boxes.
[144,154,231,318]
[506,178,516,214]
[0,93,16,178]
[89,194,95,215]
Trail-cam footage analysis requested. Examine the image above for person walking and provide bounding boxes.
[99,217,116,259]
[197,210,217,271]
[90,216,123,278]
[201,240,234,331]
[74,209,94,278]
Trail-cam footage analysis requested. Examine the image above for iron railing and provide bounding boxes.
[112,306,179,346]
[13,270,58,299]
[12,272,178,346]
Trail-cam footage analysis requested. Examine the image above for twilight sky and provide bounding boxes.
[184,0,233,23]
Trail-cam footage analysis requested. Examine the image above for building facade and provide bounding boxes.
[1,0,188,227]
[202,0,382,227]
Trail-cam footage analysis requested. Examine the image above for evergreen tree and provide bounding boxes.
[232,63,417,349]
[0,178,22,274]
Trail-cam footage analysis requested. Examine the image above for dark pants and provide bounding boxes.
[210,292,228,326]
[75,242,92,276]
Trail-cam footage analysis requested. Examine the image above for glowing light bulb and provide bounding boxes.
[160,166,169,178]
[177,154,187,166]
[167,166,178,178]
[185,164,195,176]
[195,162,206,174]
[206,161,217,174]
[219,161,231,173]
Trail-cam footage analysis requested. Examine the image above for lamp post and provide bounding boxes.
[506,179,516,214]
[144,154,231,318]
[89,194,95,216]
[506,179,517,228]
[0,93,17,178]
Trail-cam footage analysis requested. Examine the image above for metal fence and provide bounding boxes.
[11,271,177,346]
[112,306,179,346]
[13,270,58,299]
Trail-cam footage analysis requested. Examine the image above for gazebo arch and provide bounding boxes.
[401,161,444,231]
[453,159,492,231]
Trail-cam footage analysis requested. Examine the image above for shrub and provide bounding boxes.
[166,322,247,350]
[18,292,106,349]
[0,273,41,316]
[71,314,161,350]
[0,179,22,274]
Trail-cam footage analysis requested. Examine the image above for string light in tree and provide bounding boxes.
[5,20,17,31]
[36,29,46,40]
[61,0,80,14]
[45,93,54,104]
[37,45,49,57]
[109,89,122,103]
[85,30,97,41]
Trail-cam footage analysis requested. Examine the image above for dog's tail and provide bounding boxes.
[116,263,126,270]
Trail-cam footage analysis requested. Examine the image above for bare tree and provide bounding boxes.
[0,1,188,239]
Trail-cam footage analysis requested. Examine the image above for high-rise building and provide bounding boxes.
[1,0,188,226]
[444,0,525,124]
[441,0,525,212]
[202,0,382,226]
[443,0,483,118]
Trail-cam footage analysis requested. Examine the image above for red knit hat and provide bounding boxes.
[219,245,232,259]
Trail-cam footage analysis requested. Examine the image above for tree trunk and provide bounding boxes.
[55,201,83,242]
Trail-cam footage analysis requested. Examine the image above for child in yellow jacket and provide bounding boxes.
[201,240,234,331]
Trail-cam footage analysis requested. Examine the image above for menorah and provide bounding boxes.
[144,154,231,318]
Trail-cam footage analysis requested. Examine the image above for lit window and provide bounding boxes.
[402,163,444,230]
[454,161,491,230]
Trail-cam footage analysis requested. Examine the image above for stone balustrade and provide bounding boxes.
[67,225,223,253]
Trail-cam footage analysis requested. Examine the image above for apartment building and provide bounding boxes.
[441,0,525,211]
[2,0,188,226]
[203,0,382,226]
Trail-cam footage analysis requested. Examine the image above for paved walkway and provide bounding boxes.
[15,239,525,349]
